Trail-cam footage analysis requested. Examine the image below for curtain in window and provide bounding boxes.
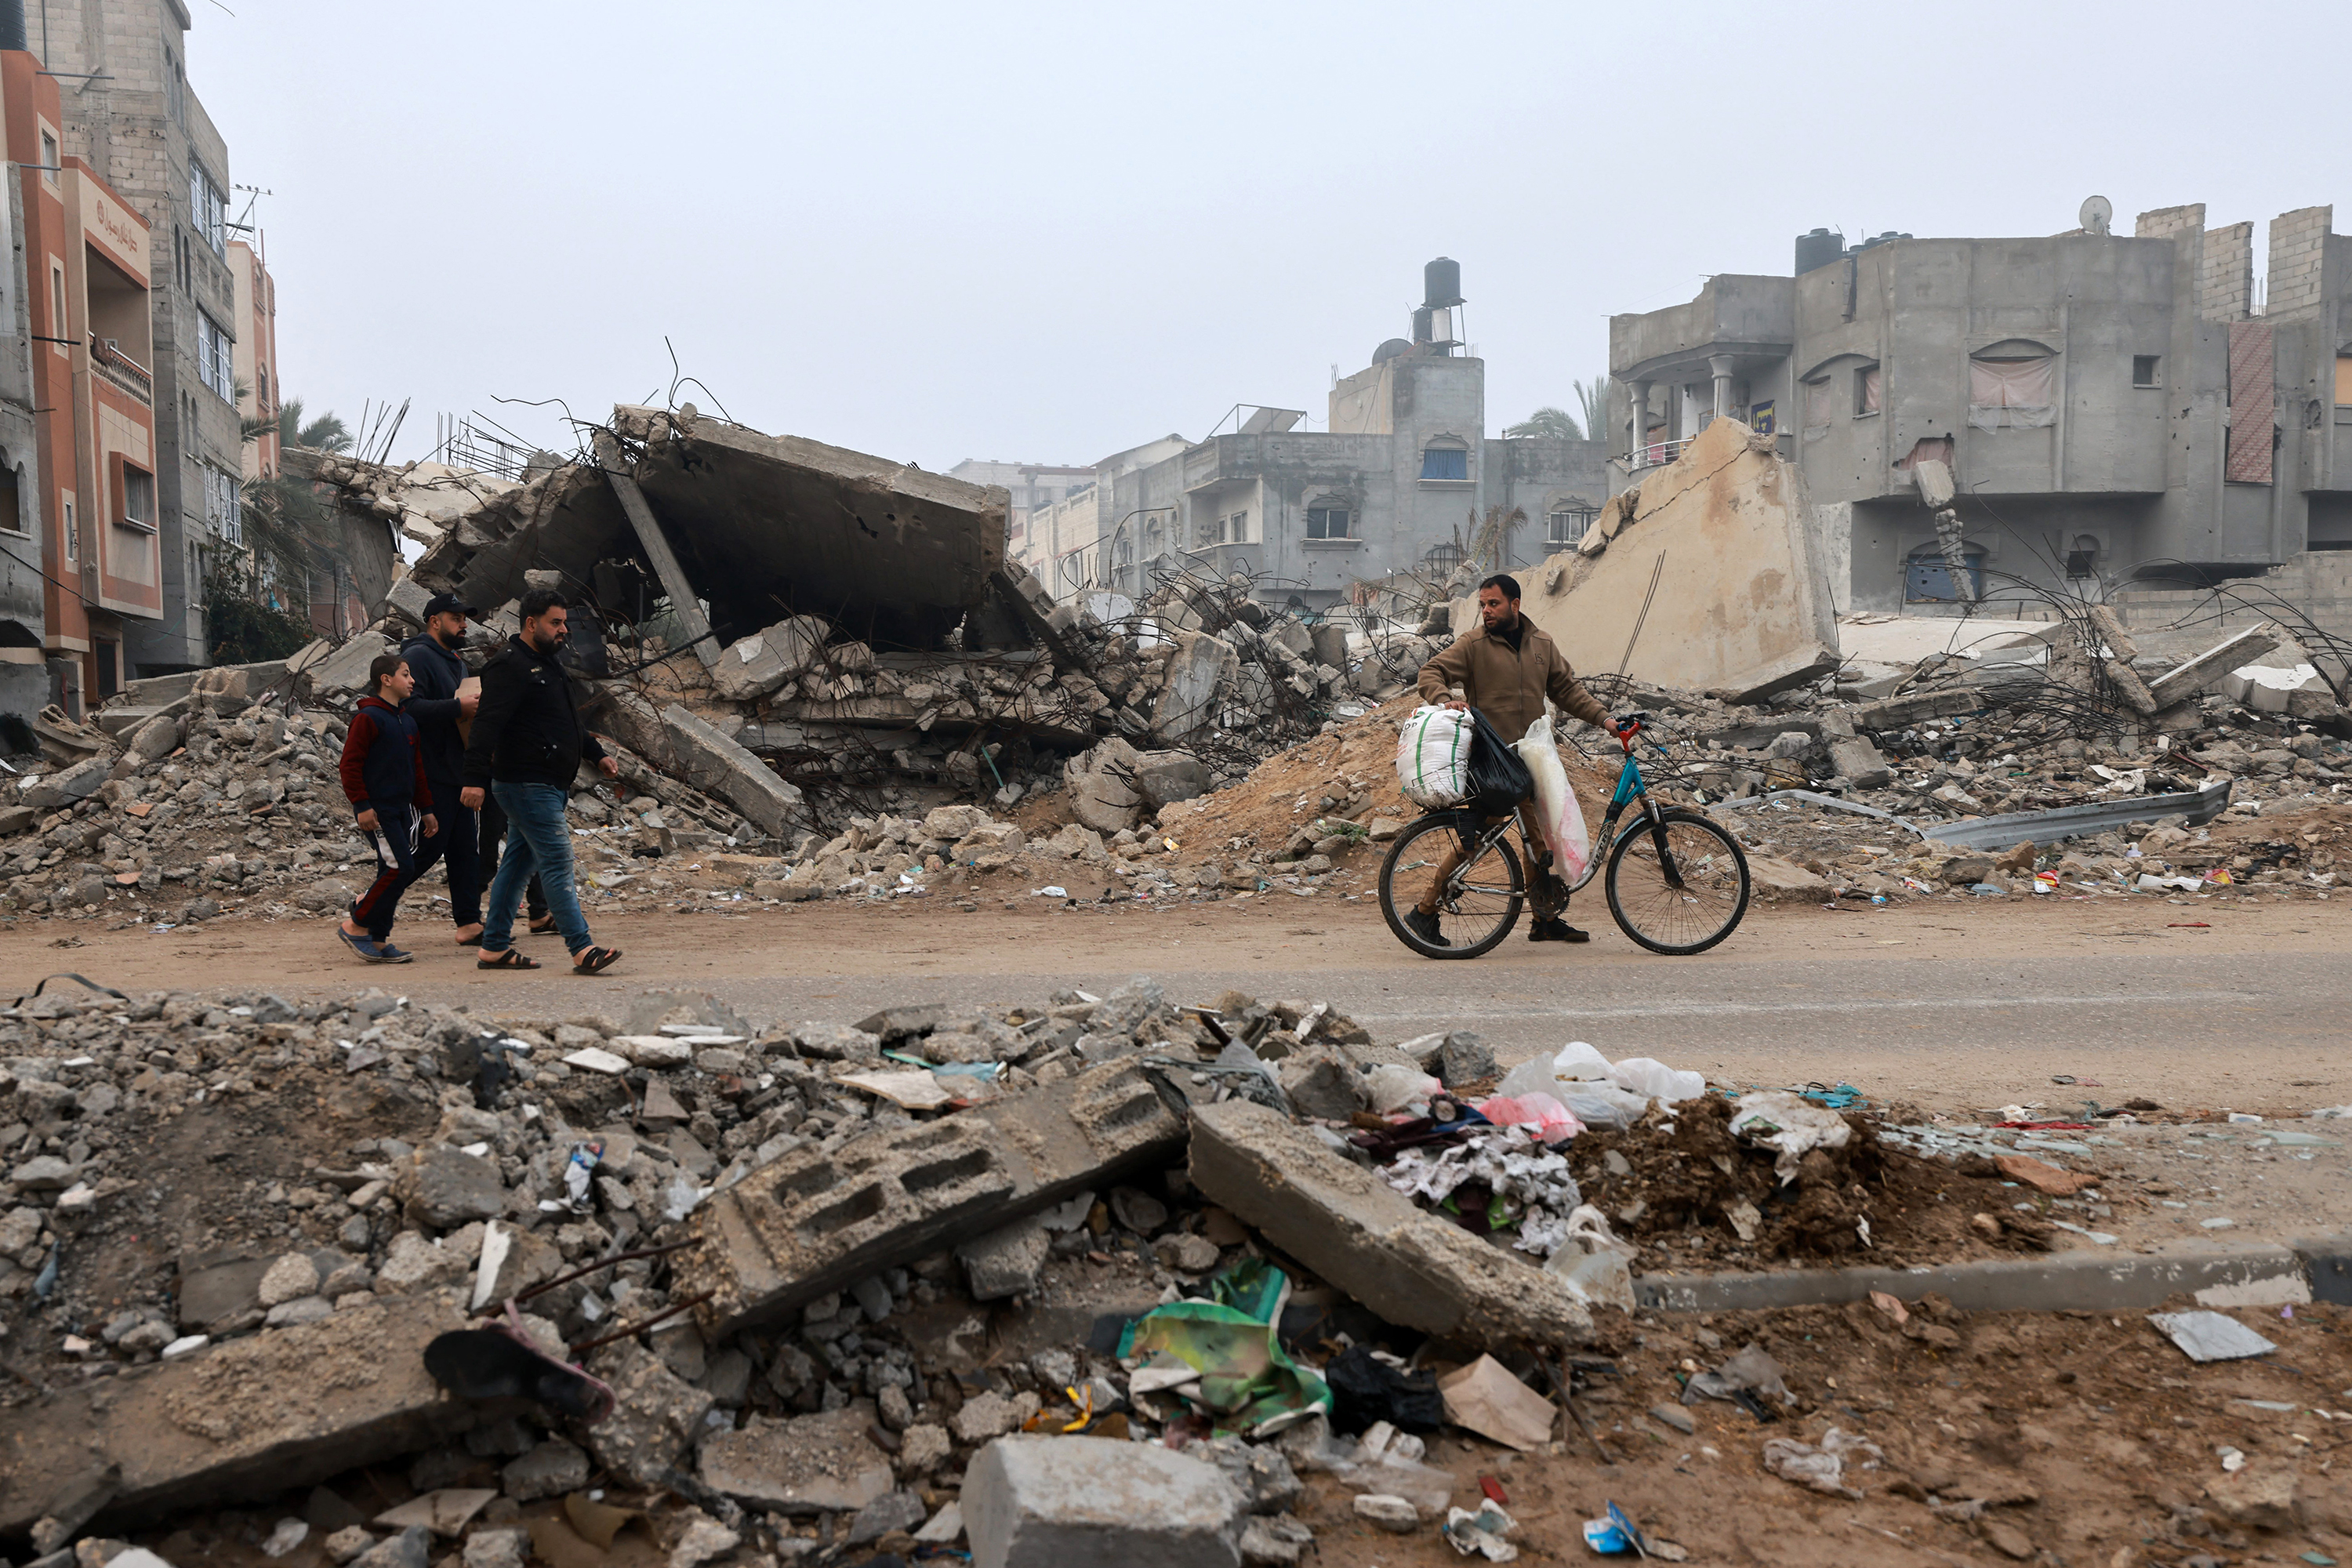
[1420,446,1468,481]
[1967,357,2056,430]
[1857,365,1882,416]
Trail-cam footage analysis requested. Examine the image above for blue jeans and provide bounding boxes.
[482,781,592,956]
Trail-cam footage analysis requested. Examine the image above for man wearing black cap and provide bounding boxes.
[400,594,488,942]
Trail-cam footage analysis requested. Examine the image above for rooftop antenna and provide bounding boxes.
[2078,194,2113,236]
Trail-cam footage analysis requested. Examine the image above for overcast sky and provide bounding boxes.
[188,0,2350,474]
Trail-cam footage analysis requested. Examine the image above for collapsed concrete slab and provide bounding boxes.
[2147,623,2284,710]
[1474,417,1839,704]
[1188,1100,1592,1349]
[584,688,807,837]
[677,1059,1187,1338]
[0,1293,474,1535]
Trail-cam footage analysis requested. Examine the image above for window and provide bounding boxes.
[1853,364,1882,417]
[2336,354,2352,406]
[61,495,74,562]
[1305,505,1353,539]
[1967,353,2056,430]
[0,466,20,536]
[1547,506,1597,546]
[196,311,234,399]
[38,131,56,180]
[49,262,64,341]
[1802,376,1832,435]
[2065,534,2099,577]
[190,160,226,256]
[1229,510,1249,543]
[2132,355,2162,388]
[117,459,155,531]
[204,465,242,544]
[1198,512,1225,546]
[1420,442,1469,481]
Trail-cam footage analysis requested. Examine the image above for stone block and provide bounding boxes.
[1848,689,1983,731]
[711,616,831,702]
[1063,735,1144,834]
[0,1294,473,1534]
[1132,750,1210,811]
[964,1434,1246,1568]
[698,1406,892,1515]
[1825,737,1891,789]
[956,1216,1049,1301]
[660,703,805,836]
[584,1338,713,1486]
[1152,631,1239,742]
[677,1058,1186,1338]
[1188,1101,1592,1350]
[397,1146,504,1230]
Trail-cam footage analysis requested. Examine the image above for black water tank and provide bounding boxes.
[0,0,25,51]
[1424,256,1463,309]
[1412,306,1434,344]
[1795,228,1844,274]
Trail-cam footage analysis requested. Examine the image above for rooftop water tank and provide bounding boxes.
[1424,256,1463,309]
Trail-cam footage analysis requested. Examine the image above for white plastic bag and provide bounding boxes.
[1607,1057,1706,1104]
[1511,714,1590,881]
[1397,705,1474,808]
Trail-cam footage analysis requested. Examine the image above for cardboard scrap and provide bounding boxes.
[1994,1154,2100,1196]
[1437,1354,1555,1451]
[374,1489,497,1537]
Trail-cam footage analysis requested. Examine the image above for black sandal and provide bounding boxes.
[477,949,540,970]
[529,915,558,935]
[571,946,621,975]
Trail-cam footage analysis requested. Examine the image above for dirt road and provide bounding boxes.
[11,891,2348,1114]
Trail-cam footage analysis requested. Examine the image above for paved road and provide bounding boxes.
[11,898,2344,1112]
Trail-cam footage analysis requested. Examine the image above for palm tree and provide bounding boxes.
[1573,376,1613,443]
[1504,405,1583,441]
[274,396,353,453]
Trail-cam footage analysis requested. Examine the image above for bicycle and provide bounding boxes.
[1377,711,1751,958]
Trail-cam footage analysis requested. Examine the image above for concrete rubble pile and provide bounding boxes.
[0,973,1664,1566]
[282,407,1455,848]
[0,653,773,927]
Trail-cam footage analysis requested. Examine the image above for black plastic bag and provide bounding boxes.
[1325,1342,1446,1434]
[1464,707,1534,817]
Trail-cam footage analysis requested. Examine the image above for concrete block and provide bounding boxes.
[964,1434,1246,1568]
[1152,631,1239,741]
[698,1405,893,1514]
[300,634,397,701]
[1825,736,1891,789]
[710,615,831,702]
[1187,1101,1592,1349]
[1132,750,1210,811]
[0,1294,473,1534]
[586,687,806,837]
[2147,625,2283,710]
[678,1058,1186,1338]
[1063,735,1144,835]
[1848,689,1982,731]
[956,1216,1050,1301]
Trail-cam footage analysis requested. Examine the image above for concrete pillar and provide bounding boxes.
[1708,354,1736,429]
[1629,379,1652,466]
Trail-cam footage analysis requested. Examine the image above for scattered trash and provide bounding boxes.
[1443,1498,1521,1561]
[2151,1311,2280,1363]
[1728,1091,1853,1182]
[1436,1355,1556,1452]
[1762,1428,1884,1499]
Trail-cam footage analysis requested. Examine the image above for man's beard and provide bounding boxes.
[433,625,463,650]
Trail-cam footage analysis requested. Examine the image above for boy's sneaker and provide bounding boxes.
[376,943,416,964]
[1528,917,1590,944]
[336,927,388,963]
[1403,906,1448,947]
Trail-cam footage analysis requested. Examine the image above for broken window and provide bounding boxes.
[2132,354,2161,388]
[1197,513,1225,546]
[2066,534,2099,577]
[1305,505,1353,539]
[1853,364,1882,417]
[1967,354,2056,430]
[1420,442,1469,481]
[1802,377,1832,438]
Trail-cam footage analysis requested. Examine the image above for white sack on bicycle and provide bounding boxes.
[1396,704,1473,808]
[1512,713,1590,881]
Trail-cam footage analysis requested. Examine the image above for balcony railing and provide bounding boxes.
[89,335,152,402]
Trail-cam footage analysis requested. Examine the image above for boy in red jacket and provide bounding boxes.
[337,654,440,963]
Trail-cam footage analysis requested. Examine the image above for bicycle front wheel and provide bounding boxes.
[1605,807,1750,956]
[1378,811,1524,959]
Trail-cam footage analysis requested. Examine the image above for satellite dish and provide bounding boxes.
[2079,195,2113,236]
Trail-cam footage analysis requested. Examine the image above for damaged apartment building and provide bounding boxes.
[1014,260,1611,612]
[1608,201,2352,624]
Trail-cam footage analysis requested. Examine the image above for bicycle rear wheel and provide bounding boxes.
[1604,807,1750,955]
[1378,811,1524,959]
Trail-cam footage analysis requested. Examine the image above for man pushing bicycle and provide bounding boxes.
[1409,572,1623,948]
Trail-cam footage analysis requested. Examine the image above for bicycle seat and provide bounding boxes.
[1613,711,1653,727]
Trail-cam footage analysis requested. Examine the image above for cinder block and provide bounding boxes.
[964,1434,1245,1568]
[1188,1100,1592,1349]
[679,1059,1186,1338]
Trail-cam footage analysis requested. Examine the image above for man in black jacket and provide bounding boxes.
[398,594,488,943]
[459,588,622,973]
